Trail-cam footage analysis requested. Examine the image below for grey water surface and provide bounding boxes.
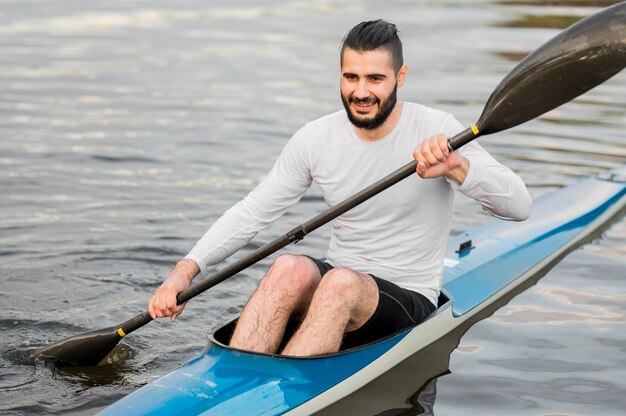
[1,0,625,414]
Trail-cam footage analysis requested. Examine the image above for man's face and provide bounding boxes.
[340,47,405,130]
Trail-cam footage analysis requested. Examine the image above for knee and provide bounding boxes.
[316,268,362,303]
[259,254,318,297]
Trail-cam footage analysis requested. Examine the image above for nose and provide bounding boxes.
[354,79,370,99]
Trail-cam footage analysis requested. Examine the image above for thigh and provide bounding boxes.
[342,276,436,350]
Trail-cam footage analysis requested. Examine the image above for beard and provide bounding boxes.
[341,84,398,130]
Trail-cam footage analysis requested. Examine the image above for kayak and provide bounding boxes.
[101,163,626,416]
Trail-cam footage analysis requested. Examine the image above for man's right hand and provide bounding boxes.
[148,259,200,321]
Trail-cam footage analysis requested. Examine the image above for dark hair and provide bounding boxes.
[340,20,403,73]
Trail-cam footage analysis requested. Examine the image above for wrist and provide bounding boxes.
[172,259,200,283]
[446,156,470,185]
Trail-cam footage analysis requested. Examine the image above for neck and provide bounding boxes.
[353,102,403,142]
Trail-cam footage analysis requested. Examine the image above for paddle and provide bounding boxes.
[29,2,626,367]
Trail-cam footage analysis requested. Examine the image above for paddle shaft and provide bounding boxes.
[117,127,477,335]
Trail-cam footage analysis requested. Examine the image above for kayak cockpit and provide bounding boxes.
[209,290,452,356]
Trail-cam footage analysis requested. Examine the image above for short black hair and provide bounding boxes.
[340,20,403,73]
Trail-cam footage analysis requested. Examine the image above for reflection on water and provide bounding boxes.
[494,51,530,61]
[374,379,438,416]
[497,0,619,6]
[497,14,582,29]
[1,0,625,414]
[495,287,626,324]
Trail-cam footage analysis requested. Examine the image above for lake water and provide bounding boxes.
[1,0,625,414]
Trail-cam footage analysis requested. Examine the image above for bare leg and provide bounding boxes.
[230,254,321,354]
[281,268,379,356]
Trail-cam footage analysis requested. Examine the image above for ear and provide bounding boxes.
[396,64,408,87]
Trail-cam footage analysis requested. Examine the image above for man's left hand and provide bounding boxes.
[413,134,469,184]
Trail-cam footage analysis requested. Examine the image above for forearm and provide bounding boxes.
[187,136,312,273]
[184,186,298,274]
[185,199,264,274]
[440,116,532,221]
[457,156,532,221]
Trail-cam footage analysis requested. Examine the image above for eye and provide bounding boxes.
[343,74,357,81]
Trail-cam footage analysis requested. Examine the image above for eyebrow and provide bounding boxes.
[342,72,388,79]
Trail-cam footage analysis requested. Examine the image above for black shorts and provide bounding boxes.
[306,256,437,350]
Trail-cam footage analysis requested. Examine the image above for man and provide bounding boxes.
[148,20,532,356]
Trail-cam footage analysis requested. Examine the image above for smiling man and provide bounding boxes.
[148,20,532,356]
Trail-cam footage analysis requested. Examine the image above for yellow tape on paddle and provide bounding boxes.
[117,328,126,337]
[471,124,479,135]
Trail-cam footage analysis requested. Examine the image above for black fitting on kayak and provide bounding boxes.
[456,240,475,256]
[287,226,307,243]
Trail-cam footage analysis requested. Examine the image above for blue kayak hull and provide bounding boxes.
[102,164,626,415]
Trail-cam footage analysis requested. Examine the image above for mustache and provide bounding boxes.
[349,96,378,106]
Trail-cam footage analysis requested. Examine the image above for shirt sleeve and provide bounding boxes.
[442,116,533,221]
[184,128,313,274]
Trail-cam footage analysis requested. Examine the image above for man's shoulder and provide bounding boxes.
[305,109,347,130]
[292,109,347,144]
[403,102,455,122]
[402,102,461,135]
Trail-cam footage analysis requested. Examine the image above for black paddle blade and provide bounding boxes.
[477,2,626,136]
[28,327,121,367]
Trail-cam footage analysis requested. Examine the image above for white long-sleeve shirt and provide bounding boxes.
[185,102,532,305]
